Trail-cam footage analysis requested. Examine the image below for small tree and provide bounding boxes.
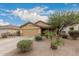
[49,11,79,36]
[44,30,55,40]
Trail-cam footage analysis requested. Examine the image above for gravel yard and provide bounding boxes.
[0,36,79,56]
[3,38,79,56]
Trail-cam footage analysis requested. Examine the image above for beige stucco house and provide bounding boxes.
[20,21,52,37]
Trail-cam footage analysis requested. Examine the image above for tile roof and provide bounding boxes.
[0,25,20,29]
[20,21,51,29]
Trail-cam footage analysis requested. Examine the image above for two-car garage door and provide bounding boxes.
[20,28,41,37]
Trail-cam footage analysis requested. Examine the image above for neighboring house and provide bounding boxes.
[0,25,19,37]
[20,21,52,37]
[62,24,79,35]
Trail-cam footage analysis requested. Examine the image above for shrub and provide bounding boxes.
[17,40,33,52]
[43,30,56,39]
[51,39,64,49]
[68,30,79,40]
[35,36,43,41]
[1,33,8,38]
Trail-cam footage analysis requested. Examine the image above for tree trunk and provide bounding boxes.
[56,24,65,39]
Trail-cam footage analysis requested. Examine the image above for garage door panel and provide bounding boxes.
[22,29,41,37]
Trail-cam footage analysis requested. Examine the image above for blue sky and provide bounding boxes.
[0,3,78,10]
[0,3,79,26]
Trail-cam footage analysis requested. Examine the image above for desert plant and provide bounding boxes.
[51,38,64,49]
[69,30,79,40]
[35,35,43,41]
[43,30,55,40]
[17,40,33,52]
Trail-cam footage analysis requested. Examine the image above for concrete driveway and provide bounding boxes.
[0,36,34,56]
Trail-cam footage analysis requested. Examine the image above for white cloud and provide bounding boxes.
[12,6,49,22]
[0,9,13,16]
[46,10,54,14]
[0,19,10,26]
[30,6,48,13]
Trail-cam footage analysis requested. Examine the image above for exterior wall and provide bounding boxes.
[20,23,41,37]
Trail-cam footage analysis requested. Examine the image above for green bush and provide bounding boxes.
[35,36,43,41]
[43,30,56,39]
[17,40,33,52]
[68,30,79,40]
[51,39,64,49]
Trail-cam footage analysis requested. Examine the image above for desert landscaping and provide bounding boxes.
[1,3,79,56]
[0,36,79,56]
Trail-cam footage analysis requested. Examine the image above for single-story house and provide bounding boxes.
[62,24,79,35]
[20,21,52,37]
[0,25,19,37]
